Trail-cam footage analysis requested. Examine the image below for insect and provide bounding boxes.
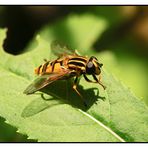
[24,41,106,106]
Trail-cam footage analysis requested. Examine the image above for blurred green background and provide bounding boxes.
[0,6,148,142]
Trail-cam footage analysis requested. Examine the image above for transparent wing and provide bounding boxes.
[50,40,75,56]
[23,70,71,95]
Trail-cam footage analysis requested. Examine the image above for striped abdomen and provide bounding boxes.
[35,56,88,75]
[35,60,64,75]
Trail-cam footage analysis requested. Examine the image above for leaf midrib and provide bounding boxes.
[78,109,125,142]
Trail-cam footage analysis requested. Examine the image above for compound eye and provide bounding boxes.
[86,61,95,74]
[87,61,93,68]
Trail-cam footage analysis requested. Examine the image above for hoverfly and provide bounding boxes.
[24,41,106,106]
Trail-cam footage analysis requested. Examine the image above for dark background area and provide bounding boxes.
[0,6,148,142]
[0,6,148,56]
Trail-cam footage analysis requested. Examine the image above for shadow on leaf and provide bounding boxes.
[22,79,105,117]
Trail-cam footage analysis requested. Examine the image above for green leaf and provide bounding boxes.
[95,50,148,105]
[0,14,148,142]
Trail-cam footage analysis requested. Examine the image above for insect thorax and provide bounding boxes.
[67,56,87,73]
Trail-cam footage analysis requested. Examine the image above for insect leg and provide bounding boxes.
[84,74,106,90]
[92,74,106,90]
[83,74,96,83]
[73,76,87,107]
[73,76,82,97]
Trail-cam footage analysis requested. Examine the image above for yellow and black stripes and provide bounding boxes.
[35,59,65,75]
[42,61,50,73]
[35,61,50,75]
[35,64,42,75]
[67,57,87,71]
[35,56,88,75]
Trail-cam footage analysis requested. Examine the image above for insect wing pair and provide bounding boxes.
[23,41,74,95]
